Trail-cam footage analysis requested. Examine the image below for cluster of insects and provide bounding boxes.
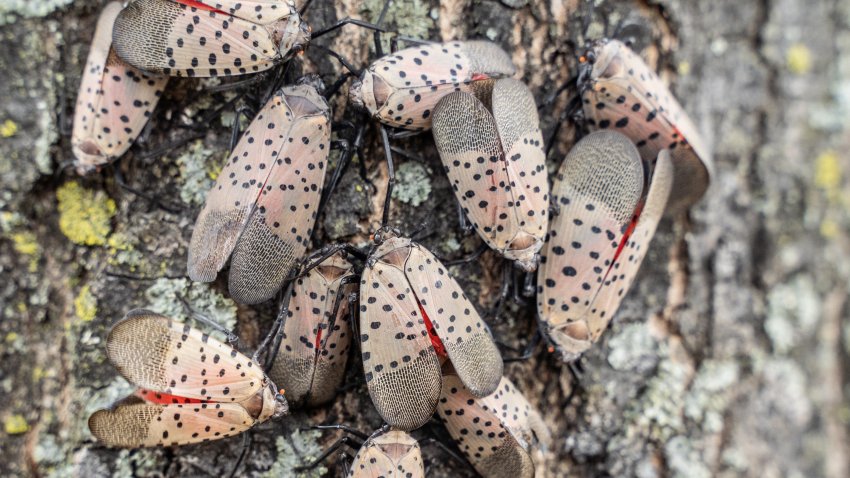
[73,0,712,476]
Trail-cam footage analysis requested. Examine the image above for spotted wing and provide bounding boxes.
[432,92,525,263]
[269,252,354,407]
[585,150,673,342]
[88,395,254,447]
[188,87,330,304]
[404,243,503,398]
[72,2,168,173]
[191,0,297,24]
[105,309,265,401]
[491,78,549,269]
[437,374,536,478]
[537,131,644,361]
[368,40,515,130]
[360,240,442,431]
[481,377,552,452]
[113,0,279,77]
[581,40,710,212]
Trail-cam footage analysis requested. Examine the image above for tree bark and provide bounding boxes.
[1,0,848,477]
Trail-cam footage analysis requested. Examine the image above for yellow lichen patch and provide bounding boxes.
[11,231,38,255]
[5,332,18,343]
[815,150,841,196]
[4,415,29,435]
[0,119,18,138]
[820,218,840,239]
[74,285,97,322]
[786,43,812,75]
[56,182,117,246]
[677,61,690,76]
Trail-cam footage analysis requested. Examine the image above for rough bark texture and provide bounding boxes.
[1,0,848,477]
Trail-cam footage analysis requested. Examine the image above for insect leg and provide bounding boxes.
[544,93,583,160]
[502,329,542,363]
[177,291,238,343]
[227,431,253,478]
[419,437,471,471]
[256,281,295,370]
[293,435,363,471]
[338,451,353,476]
[379,125,396,228]
[318,139,354,218]
[442,243,488,266]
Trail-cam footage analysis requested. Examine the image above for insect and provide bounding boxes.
[187,80,331,304]
[72,1,168,175]
[432,78,549,271]
[88,309,289,447]
[111,0,311,78]
[359,231,504,431]
[437,373,551,478]
[345,428,424,478]
[578,38,711,214]
[537,131,673,361]
[350,40,516,131]
[267,250,357,408]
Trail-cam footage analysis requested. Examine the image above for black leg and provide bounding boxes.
[522,270,535,298]
[442,243,488,267]
[379,126,396,229]
[293,435,363,471]
[502,329,542,363]
[228,431,253,478]
[419,437,470,469]
[318,139,353,219]
[490,265,512,322]
[372,0,393,57]
[177,291,239,344]
[544,93,582,160]
[310,17,388,41]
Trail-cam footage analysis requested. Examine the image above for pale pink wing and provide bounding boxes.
[432,91,532,268]
[403,242,503,398]
[105,309,265,401]
[113,0,279,77]
[536,131,644,361]
[586,149,673,341]
[581,39,710,212]
[192,0,297,24]
[363,40,515,130]
[359,237,442,431]
[437,374,536,478]
[348,431,424,478]
[480,377,552,452]
[188,85,330,304]
[72,2,168,173]
[269,252,354,407]
[89,396,254,447]
[491,78,549,270]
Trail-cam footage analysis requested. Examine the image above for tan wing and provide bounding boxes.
[364,40,515,130]
[269,252,354,407]
[581,39,711,213]
[360,237,442,431]
[192,0,297,24]
[113,0,279,77]
[89,396,254,447]
[349,430,424,478]
[72,2,168,173]
[537,131,644,361]
[404,242,503,397]
[188,85,330,304]
[437,374,536,478]
[481,377,552,452]
[433,91,531,267]
[106,309,265,401]
[586,149,673,341]
[491,78,549,270]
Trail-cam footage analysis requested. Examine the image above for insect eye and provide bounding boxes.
[586,52,597,64]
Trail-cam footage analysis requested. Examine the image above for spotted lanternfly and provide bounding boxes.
[72,1,168,175]
[359,233,504,431]
[187,82,330,304]
[578,38,711,214]
[112,0,311,78]
[348,428,424,478]
[268,251,356,408]
[537,131,673,361]
[432,78,549,271]
[350,40,516,131]
[88,309,289,447]
[437,373,551,478]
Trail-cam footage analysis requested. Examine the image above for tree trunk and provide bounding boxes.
[1,0,847,477]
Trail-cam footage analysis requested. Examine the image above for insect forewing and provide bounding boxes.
[481,377,552,453]
[72,1,168,174]
[105,309,265,401]
[113,0,280,77]
[88,395,255,447]
[188,84,330,304]
[269,252,355,407]
[403,244,503,397]
[438,374,536,478]
[580,39,711,213]
[348,430,424,478]
[351,40,516,130]
[191,0,298,24]
[537,131,644,361]
[360,237,442,431]
[585,149,673,341]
